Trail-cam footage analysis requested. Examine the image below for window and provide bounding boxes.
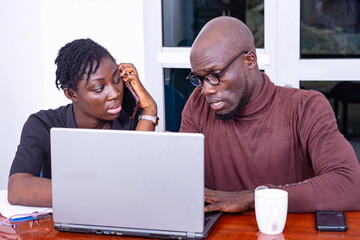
[162,0,264,48]
[144,1,359,134]
[301,0,360,58]
[164,68,195,131]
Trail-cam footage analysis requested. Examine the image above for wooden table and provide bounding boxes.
[1,211,360,239]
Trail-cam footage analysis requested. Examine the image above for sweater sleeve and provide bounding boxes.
[274,91,360,212]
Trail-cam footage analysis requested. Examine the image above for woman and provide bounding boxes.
[8,38,158,207]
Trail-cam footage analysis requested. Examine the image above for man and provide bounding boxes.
[180,16,360,213]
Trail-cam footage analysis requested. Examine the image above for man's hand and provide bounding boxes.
[204,188,255,213]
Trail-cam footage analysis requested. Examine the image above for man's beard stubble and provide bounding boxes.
[215,83,248,121]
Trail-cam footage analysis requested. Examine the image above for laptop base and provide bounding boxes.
[54,212,222,240]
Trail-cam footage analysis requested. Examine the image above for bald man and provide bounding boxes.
[180,16,360,213]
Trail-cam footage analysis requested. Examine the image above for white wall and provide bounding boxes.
[0,0,145,190]
[0,0,43,190]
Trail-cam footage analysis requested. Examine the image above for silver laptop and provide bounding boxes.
[50,128,221,239]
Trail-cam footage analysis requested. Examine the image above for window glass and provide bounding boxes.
[301,0,360,58]
[300,80,360,139]
[164,68,195,132]
[162,0,264,48]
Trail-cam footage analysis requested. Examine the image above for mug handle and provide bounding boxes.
[272,204,278,231]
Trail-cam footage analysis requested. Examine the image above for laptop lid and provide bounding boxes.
[51,128,220,239]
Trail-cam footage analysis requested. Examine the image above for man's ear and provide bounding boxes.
[64,88,78,102]
[245,50,257,69]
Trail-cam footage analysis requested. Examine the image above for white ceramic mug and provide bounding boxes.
[255,189,288,235]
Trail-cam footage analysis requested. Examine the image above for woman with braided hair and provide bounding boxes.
[7,38,158,207]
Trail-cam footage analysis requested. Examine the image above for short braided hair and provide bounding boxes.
[55,38,115,91]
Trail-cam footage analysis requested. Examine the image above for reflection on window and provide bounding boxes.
[164,68,195,132]
[300,81,360,138]
[301,0,360,58]
[162,0,264,48]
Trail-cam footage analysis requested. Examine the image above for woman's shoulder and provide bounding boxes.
[26,104,75,129]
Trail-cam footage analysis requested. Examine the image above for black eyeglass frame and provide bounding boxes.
[186,50,249,87]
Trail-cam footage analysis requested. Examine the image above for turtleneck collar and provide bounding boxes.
[235,72,276,118]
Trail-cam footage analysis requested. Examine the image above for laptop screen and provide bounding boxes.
[51,128,205,233]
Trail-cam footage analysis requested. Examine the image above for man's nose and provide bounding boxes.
[201,81,217,96]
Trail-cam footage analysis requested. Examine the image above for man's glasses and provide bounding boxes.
[186,51,248,87]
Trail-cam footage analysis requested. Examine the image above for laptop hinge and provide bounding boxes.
[186,232,196,239]
[60,223,70,230]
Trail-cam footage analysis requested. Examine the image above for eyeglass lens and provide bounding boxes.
[187,73,220,87]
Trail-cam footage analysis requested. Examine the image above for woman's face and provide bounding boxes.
[72,57,124,125]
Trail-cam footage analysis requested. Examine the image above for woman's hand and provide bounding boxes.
[118,63,157,116]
